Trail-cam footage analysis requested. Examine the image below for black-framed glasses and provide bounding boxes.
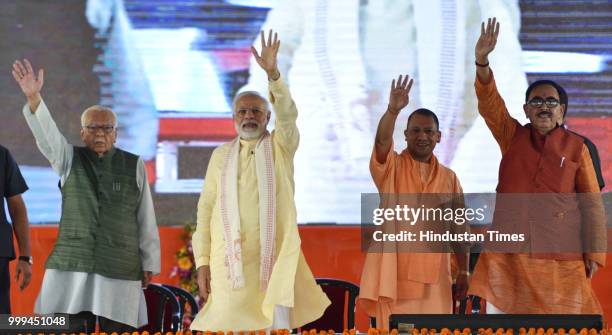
[527,97,560,108]
[84,125,116,134]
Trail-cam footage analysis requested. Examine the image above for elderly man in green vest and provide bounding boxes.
[13,59,160,333]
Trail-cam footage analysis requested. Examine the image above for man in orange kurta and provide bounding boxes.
[357,75,469,329]
[468,18,607,314]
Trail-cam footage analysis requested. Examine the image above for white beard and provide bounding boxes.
[236,121,265,140]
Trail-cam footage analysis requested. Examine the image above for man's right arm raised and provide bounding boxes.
[13,59,72,177]
[374,75,413,164]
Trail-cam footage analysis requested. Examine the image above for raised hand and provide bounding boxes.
[251,30,281,80]
[12,59,44,99]
[475,17,500,64]
[13,59,44,112]
[387,74,414,115]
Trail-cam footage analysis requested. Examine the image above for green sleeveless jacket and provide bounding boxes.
[46,147,143,280]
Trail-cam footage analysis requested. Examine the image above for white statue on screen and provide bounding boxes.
[86,0,158,161]
[242,0,528,223]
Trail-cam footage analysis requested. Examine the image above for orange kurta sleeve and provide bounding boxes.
[575,144,607,267]
[475,71,519,155]
[576,144,601,193]
[370,141,397,191]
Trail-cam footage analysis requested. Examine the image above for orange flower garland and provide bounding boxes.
[11,327,612,335]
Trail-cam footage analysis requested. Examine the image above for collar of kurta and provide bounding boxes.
[400,149,443,191]
[526,124,564,152]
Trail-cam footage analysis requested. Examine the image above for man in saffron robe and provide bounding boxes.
[468,18,607,314]
[357,75,469,329]
[190,30,330,331]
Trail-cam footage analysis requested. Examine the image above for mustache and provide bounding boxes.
[241,120,260,128]
[537,111,552,117]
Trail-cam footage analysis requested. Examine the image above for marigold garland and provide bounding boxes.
[13,328,612,335]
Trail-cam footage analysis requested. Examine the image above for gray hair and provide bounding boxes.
[81,105,118,127]
[232,91,271,113]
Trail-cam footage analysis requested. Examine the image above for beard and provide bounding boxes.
[236,120,265,140]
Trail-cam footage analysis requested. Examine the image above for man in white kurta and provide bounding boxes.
[13,59,160,332]
[191,31,330,331]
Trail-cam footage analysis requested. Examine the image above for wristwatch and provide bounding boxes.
[18,256,33,265]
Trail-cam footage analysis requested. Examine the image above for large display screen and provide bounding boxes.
[0,0,609,224]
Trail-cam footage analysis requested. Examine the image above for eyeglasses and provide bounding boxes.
[527,97,560,108]
[84,125,116,134]
[235,108,265,117]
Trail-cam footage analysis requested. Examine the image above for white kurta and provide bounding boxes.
[23,100,160,328]
[191,77,330,331]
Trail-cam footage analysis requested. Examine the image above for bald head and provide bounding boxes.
[81,105,117,128]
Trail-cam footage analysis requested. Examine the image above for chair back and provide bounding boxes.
[299,278,359,332]
[163,284,200,330]
[139,283,181,333]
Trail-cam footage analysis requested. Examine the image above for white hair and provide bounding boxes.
[80,105,118,127]
[232,91,271,113]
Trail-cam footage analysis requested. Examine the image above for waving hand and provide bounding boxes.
[387,74,414,115]
[12,59,44,112]
[251,30,281,81]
